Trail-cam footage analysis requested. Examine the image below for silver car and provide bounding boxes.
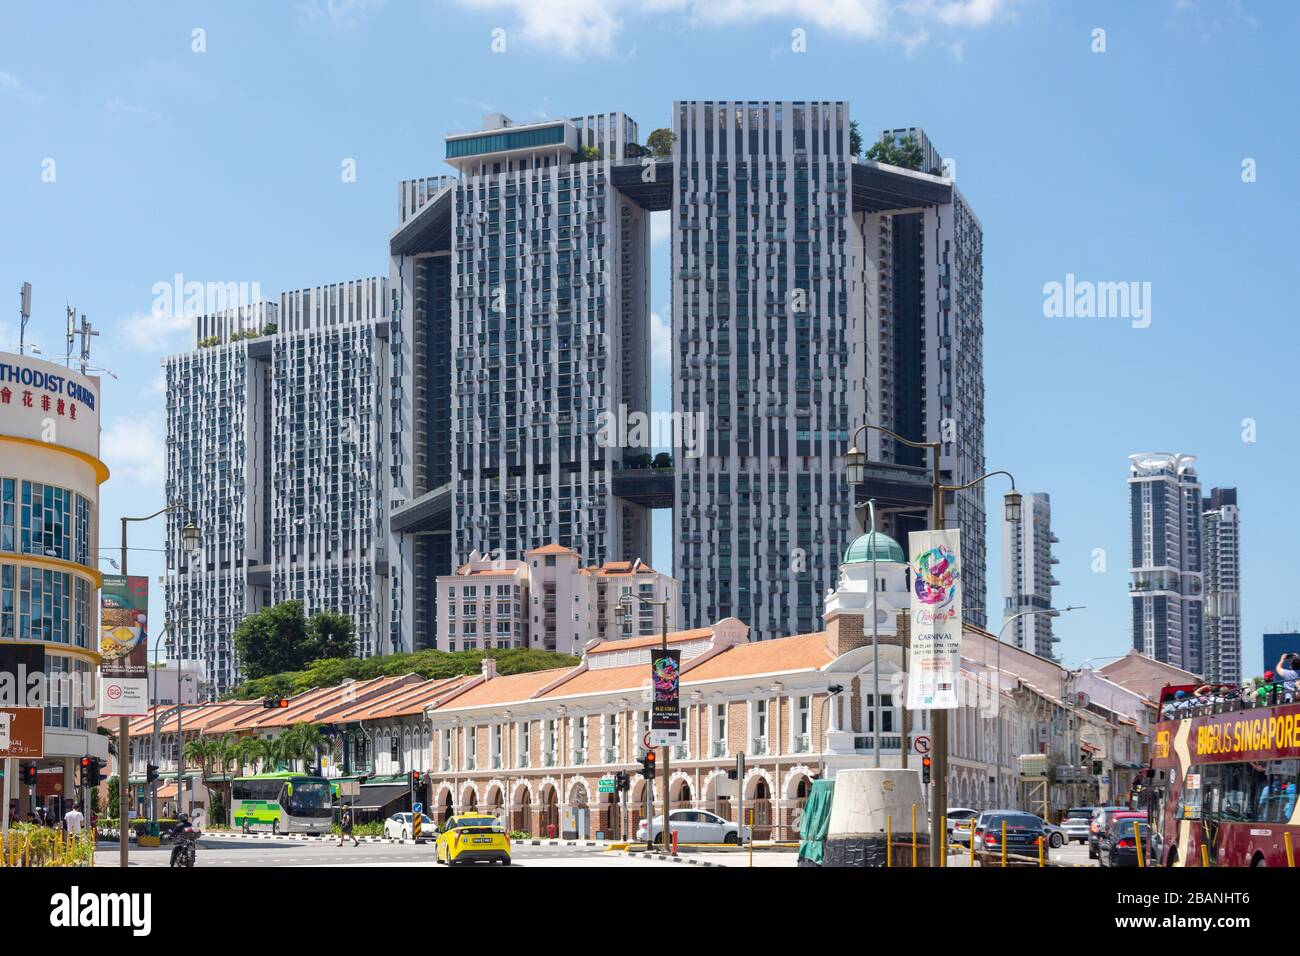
[636,809,752,845]
[1060,807,1095,844]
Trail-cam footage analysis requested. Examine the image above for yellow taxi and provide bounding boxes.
[434,813,512,866]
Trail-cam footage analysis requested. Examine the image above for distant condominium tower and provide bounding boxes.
[386,111,657,653]
[165,278,388,694]
[1001,492,1059,658]
[1128,453,1204,674]
[671,102,985,639]
[1201,487,1241,684]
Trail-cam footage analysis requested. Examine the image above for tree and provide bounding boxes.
[578,144,603,163]
[306,611,356,662]
[107,777,120,821]
[282,723,327,774]
[651,451,672,469]
[646,128,675,158]
[865,133,924,171]
[236,736,261,777]
[849,120,862,159]
[254,737,285,774]
[233,601,309,680]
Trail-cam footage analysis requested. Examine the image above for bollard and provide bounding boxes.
[1133,821,1145,869]
[1200,842,1210,867]
[911,804,918,868]
[1001,820,1007,868]
[671,829,678,855]
[1038,834,1045,867]
[969,825,976,868]
[886,814,892,868]
[1286,832,1295,868]
[941,815,947,869]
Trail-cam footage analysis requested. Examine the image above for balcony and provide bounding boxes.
[751,738,768,756]
[465,756,477,771]
[491,754,502,770]
[543,751,556,768]
[603,746,618,764]
[573,749,587,765]
[793,734,810,754]
[673,744,688,760]
[711,740,727,758]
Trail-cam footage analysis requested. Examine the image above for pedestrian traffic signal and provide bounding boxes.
[21,764,37,787]
[146,763,159,784]
[262,696,289,709]
[921,755,932,785]
[639,751,657,779]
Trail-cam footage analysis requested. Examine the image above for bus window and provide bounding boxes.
[1262,760,1299,823]
[1218,764,1251,823]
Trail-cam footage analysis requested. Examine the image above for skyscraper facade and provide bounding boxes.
[1128,452,1204,674]
[1201,486,1241,684]
[670,102,985,640]
[165,279,388,694]
[1002,492,1058,657]
[386,112,654,652]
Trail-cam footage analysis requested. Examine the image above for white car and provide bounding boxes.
[947,807,980,844]
[383,812,417,840]
[636,809,752,845]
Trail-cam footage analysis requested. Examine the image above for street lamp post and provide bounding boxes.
[845,422,1022,866]
[615,592,673,849]
[989,605,1084,807]
[818,685,845,780]
[115,505,199,867]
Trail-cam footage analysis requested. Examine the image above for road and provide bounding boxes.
[92,835,760,868]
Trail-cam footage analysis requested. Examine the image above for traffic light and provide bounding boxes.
[615,770,630,792]
[639,750,657,780]
[21,764,37,787]
[410,769,422,788]
[79,756,102,787]
[146,763,159,784]
[921,755,932,785]
[262,696,289,709]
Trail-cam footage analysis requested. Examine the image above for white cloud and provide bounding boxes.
[454,0,1019,56]
[119,310,191,353]
[0,71,40,103]
[102,414,166,489]
[296,0,387,29]
[149,371,167,397]
[650,210,670,245]
[650,309,671,373]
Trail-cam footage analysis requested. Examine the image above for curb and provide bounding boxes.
[620,849,725,867]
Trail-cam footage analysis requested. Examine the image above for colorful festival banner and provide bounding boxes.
[906,529,962,710]
[649,648,682,746]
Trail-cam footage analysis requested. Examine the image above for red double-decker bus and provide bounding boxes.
[1145,683,1300,867]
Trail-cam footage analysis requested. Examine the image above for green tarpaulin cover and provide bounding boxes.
[797,779,834,865]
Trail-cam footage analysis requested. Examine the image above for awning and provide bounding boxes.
[348,784,409,813]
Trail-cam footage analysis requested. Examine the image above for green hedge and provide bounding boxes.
[226,647,579,700]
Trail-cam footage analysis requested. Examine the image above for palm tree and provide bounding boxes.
[236,736,260,777]
[254,736,283,774]
[282,723,327,773]
[211,732,240,823]
[182,736,219,815]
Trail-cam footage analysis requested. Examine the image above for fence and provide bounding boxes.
[0,826,96,867]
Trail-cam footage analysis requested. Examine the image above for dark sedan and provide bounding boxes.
[1098,816,1149,867]
[974,812,1047,862]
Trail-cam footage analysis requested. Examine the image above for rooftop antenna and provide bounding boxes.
[66,304,76,367]
[18,282,32,355]
[76,313,99,376]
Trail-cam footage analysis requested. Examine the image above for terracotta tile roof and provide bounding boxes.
[586,627,713,655]
[537,663,645,699]
[527,543,578,555]
[680,632,832,683]
[334,675,473,721]
[436,667,576,709]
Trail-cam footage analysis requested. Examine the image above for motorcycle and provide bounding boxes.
[169,823,200,867]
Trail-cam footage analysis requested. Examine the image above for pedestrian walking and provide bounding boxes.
[338,802,359,847]
[62,801,85,836]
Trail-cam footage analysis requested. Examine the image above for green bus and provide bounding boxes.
[231,773,334,835]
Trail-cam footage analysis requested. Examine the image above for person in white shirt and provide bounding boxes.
[63,803,85,835]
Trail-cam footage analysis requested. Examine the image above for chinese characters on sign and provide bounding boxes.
[649,649,682,746]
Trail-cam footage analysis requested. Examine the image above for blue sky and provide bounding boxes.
[1,0,1296,673]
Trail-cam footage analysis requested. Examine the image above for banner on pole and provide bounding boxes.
[649,648,682,746]
[99,574,150,716]
[906,529,963,710]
